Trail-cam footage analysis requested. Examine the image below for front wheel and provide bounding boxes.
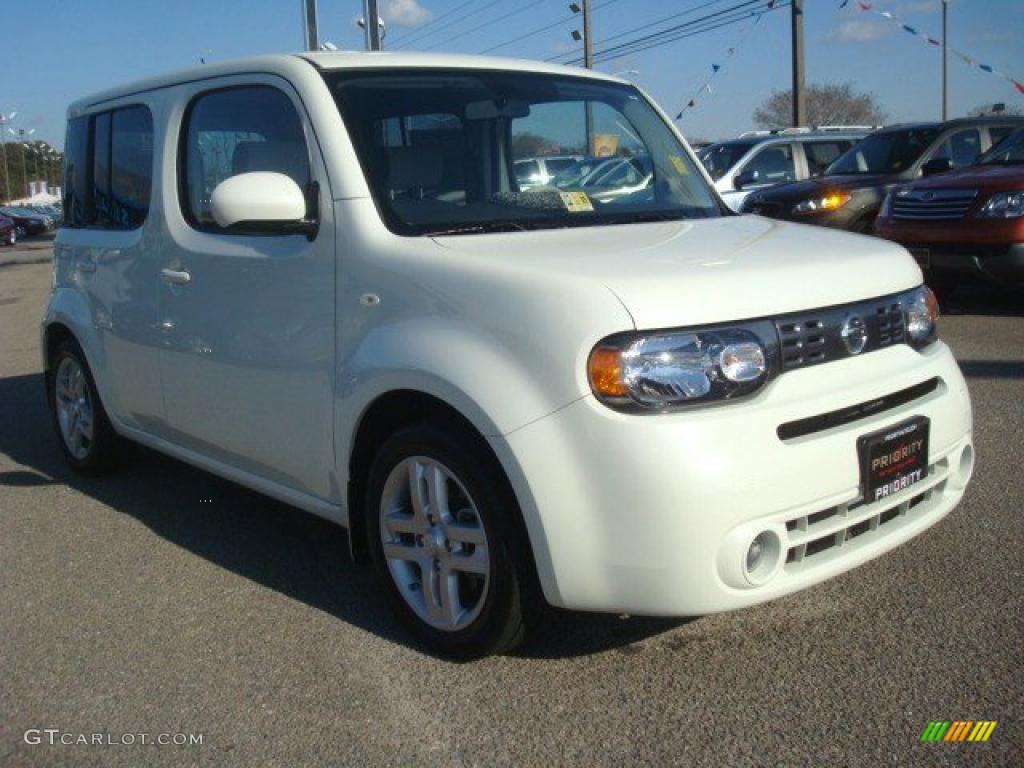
[366,424,535,659]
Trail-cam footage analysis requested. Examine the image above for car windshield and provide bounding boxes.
[698,140,757,181]
[325,69,721,235]
[978,128,1024,165]
[825,128,941,175]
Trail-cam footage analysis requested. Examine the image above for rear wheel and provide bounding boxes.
[50,340,118,472]
[366,424,535,659]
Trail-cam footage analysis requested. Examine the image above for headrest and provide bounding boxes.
[387,147,443,190]
[231,141,308,182]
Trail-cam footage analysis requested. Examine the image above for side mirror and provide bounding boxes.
[921,157,953,176]
[734,169,759,191]
[210,172,315,236]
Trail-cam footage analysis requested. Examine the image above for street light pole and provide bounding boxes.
[0,111,12,203]
[365,0,382,50]
[791,0,806,127]
[941,0,949,120]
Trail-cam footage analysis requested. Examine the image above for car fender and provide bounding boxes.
[41,287,114,411]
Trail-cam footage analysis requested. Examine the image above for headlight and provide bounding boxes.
[904,285,940,349]
[978,191,1024,218]
[792,191,852,215]
[588,323,777,410]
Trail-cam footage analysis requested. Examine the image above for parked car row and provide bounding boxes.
[734,117,1024,295]
[0,204,60,243]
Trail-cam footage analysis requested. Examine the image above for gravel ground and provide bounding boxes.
[1,257,1021,767]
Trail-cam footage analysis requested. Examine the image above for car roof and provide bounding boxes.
[69,51,627,115]
[874,116,1024,134]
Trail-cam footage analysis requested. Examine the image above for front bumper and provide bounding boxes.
[912,243,1022,288]
[501,341,972,616]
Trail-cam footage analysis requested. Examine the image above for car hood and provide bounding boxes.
[901,163,1024,191]
[433,216,920,329]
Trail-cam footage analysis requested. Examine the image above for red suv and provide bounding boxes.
[875,127,1024,297]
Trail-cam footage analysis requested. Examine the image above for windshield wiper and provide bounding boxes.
[424,221,531,237]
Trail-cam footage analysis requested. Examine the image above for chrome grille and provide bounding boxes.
[892,188,978,221]
[775,295,906,372]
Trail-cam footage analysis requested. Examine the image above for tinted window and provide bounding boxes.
[804,141,848,176]
[63,106,152,230]
[182,86,311,229]
[63,117,92,228]
[979,128,1024,165]
[988,125,1017,146]
[826,128,940,175]
[744,144,795,184]
[93,113,112,226]
[110,106,154,229]
[931,128,981,168]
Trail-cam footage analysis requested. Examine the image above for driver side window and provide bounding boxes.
[181,85,311,230]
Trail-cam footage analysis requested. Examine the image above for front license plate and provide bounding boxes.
[908,248,931,269]
[858,416,930,504]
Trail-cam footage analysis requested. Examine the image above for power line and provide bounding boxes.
[546,0,743,62]
[418,0,552,52]
[558,0,780,66]
[477,0,623,56]
[590,4,789,65]
[391,0,505,50]
[387,0,481,46]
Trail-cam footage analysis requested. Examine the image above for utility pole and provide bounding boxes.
[791,0,806,128]
[941,0,949,120]
[582,0,593,68]
[302,0,319,51]
[365,0,382,50]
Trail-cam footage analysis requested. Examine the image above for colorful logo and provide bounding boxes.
[920,721,997,742]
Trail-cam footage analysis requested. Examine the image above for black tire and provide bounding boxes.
[49,339,119,472]
[365,423,537,659]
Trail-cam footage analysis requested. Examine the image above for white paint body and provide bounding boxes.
[42,53,973,616]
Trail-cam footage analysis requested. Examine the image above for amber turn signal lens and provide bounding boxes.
[924,285,940,322]
[588,346,629,398]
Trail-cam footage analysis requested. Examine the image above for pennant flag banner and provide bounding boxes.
[850,2,1024,95]
[675,1,785,120]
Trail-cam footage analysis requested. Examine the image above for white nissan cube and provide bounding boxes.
[42,53,973,658]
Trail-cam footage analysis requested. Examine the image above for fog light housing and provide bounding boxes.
[719,523,786,589]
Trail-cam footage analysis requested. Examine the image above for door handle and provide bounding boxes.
[160,268,192,286]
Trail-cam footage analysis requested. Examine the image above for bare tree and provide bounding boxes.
[753,83,887,129]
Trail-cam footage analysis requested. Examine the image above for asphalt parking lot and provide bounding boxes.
[1,249,1021,767]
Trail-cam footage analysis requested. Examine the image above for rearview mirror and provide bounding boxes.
[210,172,315,236]
[921,157,953,177]
[733,169,759,191]
[465,99,530,120]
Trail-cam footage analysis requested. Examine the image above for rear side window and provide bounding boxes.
[111,107,155,229]
[63,105,153,230]
[987,125,1017,148]
[63,117,92,227]
[804,141,848,176]
[745,144,796,184]
[180,86,311,230]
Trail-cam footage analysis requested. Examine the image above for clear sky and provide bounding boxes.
[4,0,1022,149]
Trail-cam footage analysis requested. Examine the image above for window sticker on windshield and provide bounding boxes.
[669,155,689,175]
[560,191,594,212]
